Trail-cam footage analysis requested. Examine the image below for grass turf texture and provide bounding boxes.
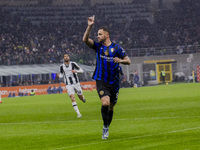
[0,83,199,150]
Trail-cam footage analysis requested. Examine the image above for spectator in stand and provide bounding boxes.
[0,0,200,68]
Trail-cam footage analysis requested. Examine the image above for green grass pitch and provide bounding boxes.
[0,83,200,150]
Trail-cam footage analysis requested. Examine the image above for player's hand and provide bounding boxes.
[56,73,59,77]
[113,57,121,63]
[88,15,95,26]
[72,70,77,73]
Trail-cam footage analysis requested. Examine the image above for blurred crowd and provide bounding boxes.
[155,1,200,47]
[0,0,200,67]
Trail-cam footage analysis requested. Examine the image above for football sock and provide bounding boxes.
[108,110,113,126]
[82,96,86,103]
[101,105,109,128]
[72,102,81,115]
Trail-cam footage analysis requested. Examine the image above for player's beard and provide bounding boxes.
[64,58,69,63]
[98,37,106,44]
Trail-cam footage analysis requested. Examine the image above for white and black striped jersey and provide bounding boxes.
[58,62,83,85]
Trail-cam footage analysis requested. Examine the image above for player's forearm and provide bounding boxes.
[120,57,131,65]
[83,25,94,47]
[113,56,131,65]
[72,68,84,74]
[76,68,84,73]
[83,25,92,41]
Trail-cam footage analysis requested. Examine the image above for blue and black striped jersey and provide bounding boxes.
[92,41,127,86]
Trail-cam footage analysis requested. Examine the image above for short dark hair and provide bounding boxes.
[63,53,69,58]
[99,26,110,35]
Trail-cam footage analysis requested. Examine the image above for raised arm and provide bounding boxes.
[83,15,95,48]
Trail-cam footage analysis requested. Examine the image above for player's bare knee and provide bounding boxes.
[101,96,110,106]
[70,95,75,102]
[102,102,109,106]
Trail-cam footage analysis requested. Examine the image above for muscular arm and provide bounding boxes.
[113,56,131,65]
[83,25,94,48]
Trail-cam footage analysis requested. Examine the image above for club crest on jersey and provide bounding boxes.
[111,48,114,53]
[105,50,109,56]
[99,90,104,95]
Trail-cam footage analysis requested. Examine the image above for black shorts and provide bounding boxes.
[96,80,119,104]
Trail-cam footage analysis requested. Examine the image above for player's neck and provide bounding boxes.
[102,39,112,47]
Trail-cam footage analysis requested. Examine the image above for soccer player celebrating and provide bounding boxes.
[83,15,131,139]
[57,53,86,118]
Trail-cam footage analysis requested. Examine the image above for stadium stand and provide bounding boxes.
[0,0,200,87]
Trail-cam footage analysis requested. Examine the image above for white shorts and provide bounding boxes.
[66,83,83,96]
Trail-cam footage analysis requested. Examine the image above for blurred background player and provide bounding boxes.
[56,53,86,118]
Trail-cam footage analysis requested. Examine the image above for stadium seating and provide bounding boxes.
[0,0,200,87]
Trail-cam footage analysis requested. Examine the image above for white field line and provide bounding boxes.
[0,116,200,125]
[53,127,200,150]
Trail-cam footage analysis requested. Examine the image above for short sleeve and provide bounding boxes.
[60,65,64,73]
[72,62,80,70]
[119,46,127,59]
[92,41,100,52]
